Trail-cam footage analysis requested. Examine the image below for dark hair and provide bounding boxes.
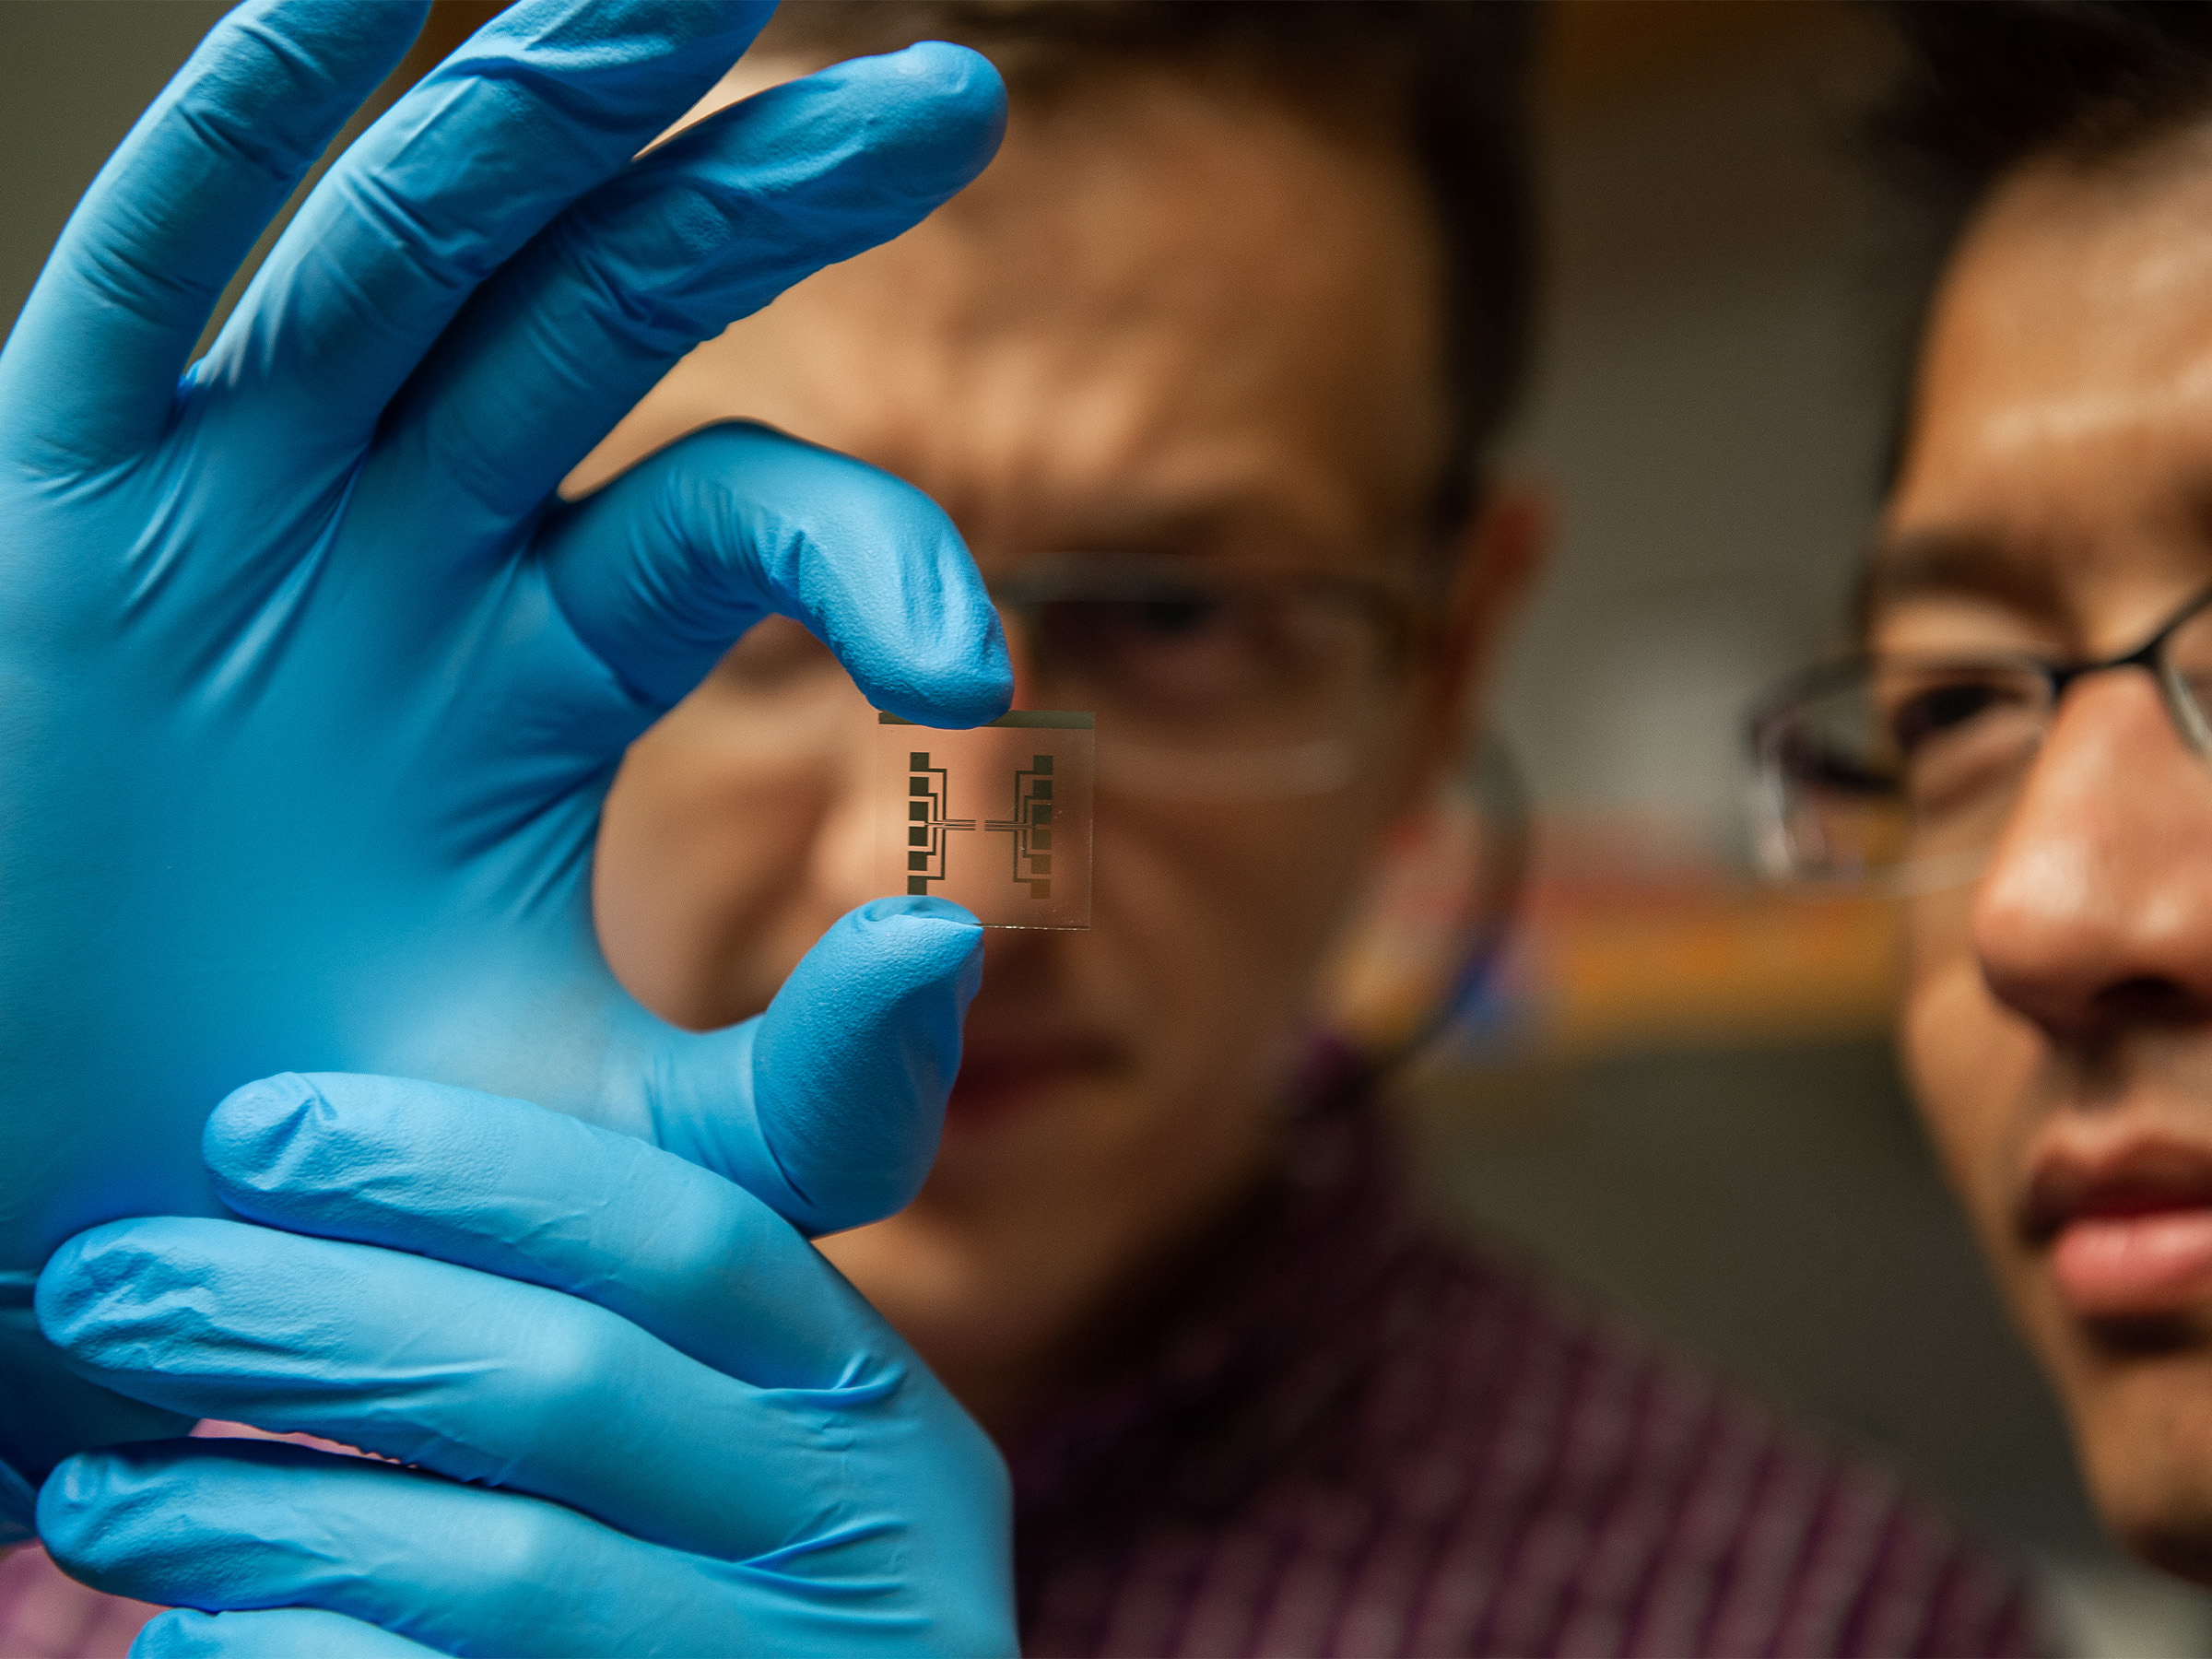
[1873,0,2212,206]
[756,1,1540,536]
[1869,2,2212,478]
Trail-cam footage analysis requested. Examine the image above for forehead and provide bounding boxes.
[595,65,1451,559]
[1878,130,2212,634]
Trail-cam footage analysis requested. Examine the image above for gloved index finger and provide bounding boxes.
[384,41,1008,525]
[530,418,1013,723]
[200,1073,878,1391]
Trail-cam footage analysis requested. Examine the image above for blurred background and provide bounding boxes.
[4,3,2206,1653]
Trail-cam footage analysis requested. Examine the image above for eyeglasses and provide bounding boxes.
[1747,584,2212,894]
[714,553,1431,802]
[993,554,1426,799]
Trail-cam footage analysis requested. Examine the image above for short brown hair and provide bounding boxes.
[758,1,1540,535]
[1873,0,2212,206]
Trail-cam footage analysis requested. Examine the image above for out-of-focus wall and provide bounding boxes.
[1487,3,1908,1058]
[1503,4,1878,854]
[1,4,229,321]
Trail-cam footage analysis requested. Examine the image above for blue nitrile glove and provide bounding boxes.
[0,0,1011,1533]
[36,1072,1015,1657]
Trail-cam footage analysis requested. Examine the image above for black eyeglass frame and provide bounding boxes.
[1747,582,2212,886]
[1750,582,2212,762]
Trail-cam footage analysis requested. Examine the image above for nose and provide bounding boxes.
[1971,670,2212,1038]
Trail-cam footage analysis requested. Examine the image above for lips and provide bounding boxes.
[2023,1139,2212,1321]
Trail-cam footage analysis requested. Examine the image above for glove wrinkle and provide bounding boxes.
[382,43,1006,524]
[45,1073,1019,1652]
[49,1437,982,1656]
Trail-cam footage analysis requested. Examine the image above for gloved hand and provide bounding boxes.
[0,0,1011,1529]
[36,1072,1015,1657]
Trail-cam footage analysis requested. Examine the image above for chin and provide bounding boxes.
[2121,1516,2212,1585]
[2103,1458,2212,1585]
[2061,1326,2212,1584]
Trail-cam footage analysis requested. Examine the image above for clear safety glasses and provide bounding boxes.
[1747,585,2212,895]
[712,553,1430,803]
[990,554,1426,801]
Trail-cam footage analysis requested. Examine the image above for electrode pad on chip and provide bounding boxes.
[877,711,1093,929]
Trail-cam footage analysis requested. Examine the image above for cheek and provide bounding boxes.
[595,696,860,1027]
[1092,759,1413,1043]
[1900,892,2034,1253]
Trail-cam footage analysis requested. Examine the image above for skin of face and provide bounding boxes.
[575,59,1542,1431]
[1884,126,2212,1580]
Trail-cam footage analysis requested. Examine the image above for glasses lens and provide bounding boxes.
[2163,602,2212,749]
[1025,577,1390,750]
[1759,660,2046,887]
[690,566,1411,802]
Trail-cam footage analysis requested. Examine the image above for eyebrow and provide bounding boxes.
[1018,493,1431,567]
[1854,530,2065,634]
[1065,503,1255,557]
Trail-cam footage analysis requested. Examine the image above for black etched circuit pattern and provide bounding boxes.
[904,750,1055,900]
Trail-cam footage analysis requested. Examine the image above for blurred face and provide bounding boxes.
[1886,129,2212,1578]
[579,65,1531,1424]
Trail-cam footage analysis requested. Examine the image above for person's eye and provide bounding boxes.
[1130,594,1225,638]
[1048,592,1242,666]
[1886,677,2013,754]
[1031,588,1266,714]
[1876,668,2045,818]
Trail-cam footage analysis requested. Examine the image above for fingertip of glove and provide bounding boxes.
[128,1613,224,1659]
[842,898,988,1010]
[34,1219,203,1356]
[868,651,1017,732]
[776,40,1005,206]
[205,1072,324,1167]
[32,1229,113,1342]
[857,895,982,931]
[849,897,987,972]
[34,1452,121,1568]
[120,1614,197,1659]
[766,900,983,1068]
[886,40,1008,128]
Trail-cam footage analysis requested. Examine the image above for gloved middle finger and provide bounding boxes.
[377,42,1006,526]
[36,1217,886,1561]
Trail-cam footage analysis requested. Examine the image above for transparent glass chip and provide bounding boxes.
[877,711,1092,929]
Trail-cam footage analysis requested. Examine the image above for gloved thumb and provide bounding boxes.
[642,897,982,1235]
